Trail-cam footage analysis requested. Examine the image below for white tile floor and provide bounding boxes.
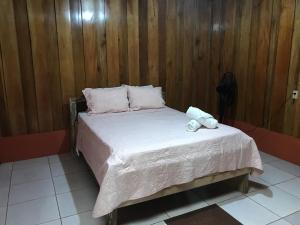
[0,151,300,225]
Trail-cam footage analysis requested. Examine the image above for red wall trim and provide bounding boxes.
[231,120,300,166]
[0,130,69,163]
[1,123,299,165]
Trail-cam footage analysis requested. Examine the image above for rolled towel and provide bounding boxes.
[186,120,201,132]
[198,117,218,129]
[186,106,213,120]
[186,106,218,129]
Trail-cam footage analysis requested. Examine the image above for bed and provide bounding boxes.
[69,96,263,225]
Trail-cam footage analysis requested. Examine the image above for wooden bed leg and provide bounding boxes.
[107,209,118,225]
[238,174,249,194]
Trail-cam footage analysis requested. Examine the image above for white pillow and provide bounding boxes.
[128,86,165,110]
[82,86,129,114]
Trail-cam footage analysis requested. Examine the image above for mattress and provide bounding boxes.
[76,107,263,217]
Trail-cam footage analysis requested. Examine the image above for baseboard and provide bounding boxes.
[231,120,300,166]
[0,130,69,163]
[1,123,299,165]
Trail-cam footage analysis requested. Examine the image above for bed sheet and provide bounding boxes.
[76,107,263,217]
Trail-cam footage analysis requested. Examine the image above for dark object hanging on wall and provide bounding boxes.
[216,72,237,123]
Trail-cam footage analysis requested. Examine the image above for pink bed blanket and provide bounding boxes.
[76,107,263,217]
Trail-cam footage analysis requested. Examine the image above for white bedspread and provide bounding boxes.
[76,107,263,218]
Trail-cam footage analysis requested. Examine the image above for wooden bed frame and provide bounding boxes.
[69,96,250,225]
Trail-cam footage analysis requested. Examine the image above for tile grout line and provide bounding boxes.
[245,176,300,220]
[266,218,289,225]
[4,164,13,225]
[267,163,300,178]
[10,163,53,187]
[274,184,300,201]
[259,175,297,187]
[48,157,63,222]
[247,189,300,221]
[246,194,283,218]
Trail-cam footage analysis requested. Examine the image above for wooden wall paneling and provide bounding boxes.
[139,0,148,85]
[82,0,100,88]
[181,0,194,111]
[165,0,177,107]
[0,0,27,135]
[284,0,300,136]
[295,78,300,137]
[127,0,140,85]
[147,0,159,86]
[81,0,108,88]
[245,0,261,123]
[191,0,200,107]
[106,0,121,86]
[193,0,212,110]
[70,0,86,95]
[175,0,184,111]
[1,0,300,139]
[221,0,237,73]
[220,0,237,119]
[209,0,223,115]
[264,0,280,127]
[47,0,64,130]
[118,0,129,85]
[158,0,167,90]
[233,0,252,121]
[13,0,39,133]
[55,0,75,127]
[249,0,273,126]
[27,0,63,132]
[0,46,9,136]
[269,0,295,132]
[96,0,108,87]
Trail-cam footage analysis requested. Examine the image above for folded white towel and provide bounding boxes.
[186,106,218,129]
[186,120,201,132]
[198,117,218,129]
[186,106,213,120]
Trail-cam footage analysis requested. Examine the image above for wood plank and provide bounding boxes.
[0,0,27,135]
[70,0,86,95]
[158,0,167,90]
[175,0,184,111]
[193,0,212,110]
[209,0,223,115]
[234,0,252,121]
[165,0,177,107]
[219,0,237,120]
[96,0,108,87]
[264,0,281,127]
[0,45,9,136]
[284,0,300,136]
[47,0,64,130]
[127,0,140,85]
[221,0,237,73]
[181,0,194,111]
[27,0,63,131]
[106,0,120,86]
[269,0,295,132]
[13,0,39,133]
[139,0,148,85]
[55,0,75,127]
[119,0,128,85]
[82,0,107,88]
[82,0,99,88]
[147,0,159,86]
[245,0,262,123]
[251,0,273,126]
[295,77,300,137]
